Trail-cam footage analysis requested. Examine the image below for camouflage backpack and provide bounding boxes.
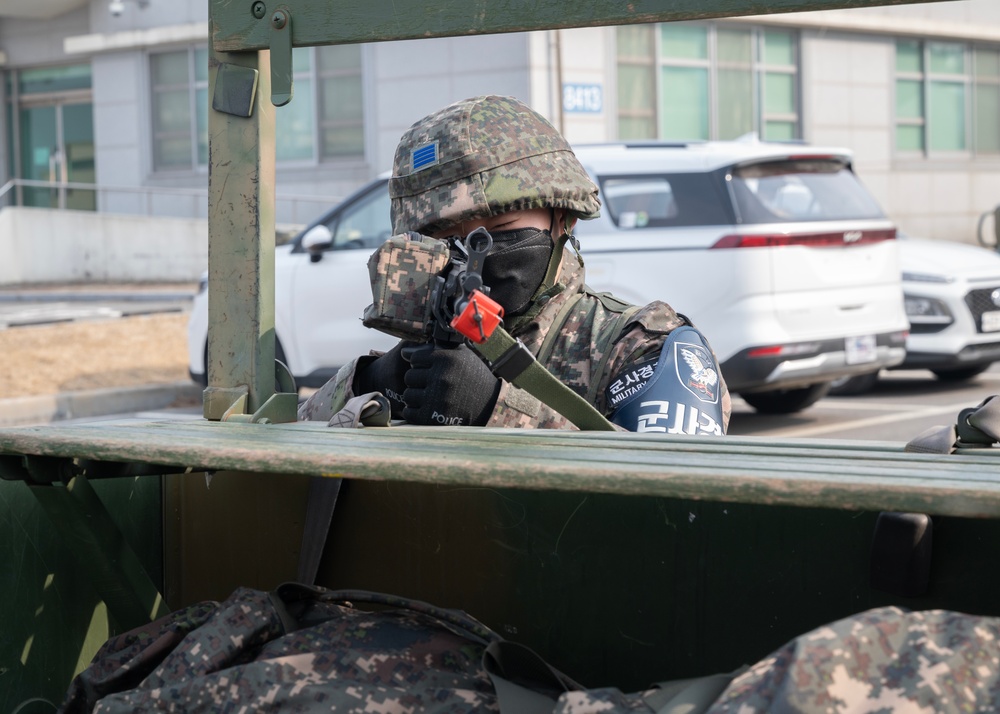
[60,584,1000,713]
[59,583,737,714]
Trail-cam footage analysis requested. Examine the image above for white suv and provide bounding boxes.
[188,140,908,414]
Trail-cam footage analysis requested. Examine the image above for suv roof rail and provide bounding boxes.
[573,140,702,150]
[620,140,701,149]
[576,139,814,151]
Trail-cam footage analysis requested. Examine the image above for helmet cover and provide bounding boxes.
[389,95,601,236]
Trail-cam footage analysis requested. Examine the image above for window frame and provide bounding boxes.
[149,46,208,174]
[973,46,1000,154]
[615,22,801,143]
[149,43,366,175]
[893,39,1000,158]
[276,44,366,165]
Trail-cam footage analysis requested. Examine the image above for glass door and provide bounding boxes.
[18,100,95,210]
[10,64,95,210]
[60,102,96,211]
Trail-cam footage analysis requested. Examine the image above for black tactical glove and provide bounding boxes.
[354,341,413,418]
[402,344,501,427]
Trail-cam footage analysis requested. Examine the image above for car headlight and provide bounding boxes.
[904,295,953,324]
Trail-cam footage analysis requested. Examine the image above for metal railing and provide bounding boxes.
[0,178,338,227]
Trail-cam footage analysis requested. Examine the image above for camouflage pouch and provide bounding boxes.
[362,232,451,341]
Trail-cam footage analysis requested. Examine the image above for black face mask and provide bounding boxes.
[480,227,554,318]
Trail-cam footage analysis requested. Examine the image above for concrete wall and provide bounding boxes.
[798,25,1000,245]
[531,28,613,145]
[0,206,206,284]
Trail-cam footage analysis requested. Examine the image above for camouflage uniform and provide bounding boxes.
[299,95,731,430]
[705,606,1000,713]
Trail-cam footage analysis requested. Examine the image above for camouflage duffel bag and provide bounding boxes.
[60,584,1000,713]
[59,583,737,714]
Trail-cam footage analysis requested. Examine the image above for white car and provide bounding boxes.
[188,177,399,392]
[830,235,1000,394]
[188,140,909,414]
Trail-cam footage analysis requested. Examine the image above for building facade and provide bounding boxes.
[1,0,998,242]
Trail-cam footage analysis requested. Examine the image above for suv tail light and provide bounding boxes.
[747,343,821,358]
[710,228,896,249]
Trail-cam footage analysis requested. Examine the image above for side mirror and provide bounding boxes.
[301,225,334,263]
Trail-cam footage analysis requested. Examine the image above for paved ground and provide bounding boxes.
[0,283,196,328]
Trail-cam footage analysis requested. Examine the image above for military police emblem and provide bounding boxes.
[679,341,720,403]
[608,325,725,435]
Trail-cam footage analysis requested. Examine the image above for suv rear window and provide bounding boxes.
[729,159,885,223]
[599,173,731,228]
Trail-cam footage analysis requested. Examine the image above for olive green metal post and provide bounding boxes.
[204,22,279,421]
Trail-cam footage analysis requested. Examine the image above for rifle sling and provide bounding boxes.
[474,326,617,432]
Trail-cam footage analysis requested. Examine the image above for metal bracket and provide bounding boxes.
[0,454,75,485]
[269,7,293,106]
[212,62,259,117]
[204,360,298,423]
[225,391,299,424]
[203,385,249,421]
[0,454,192,485]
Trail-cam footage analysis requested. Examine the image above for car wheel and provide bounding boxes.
[198,343,209,386]
[274,337,288,370]
[273,338,299,394]
[739,382,831,414]
[827,371,880,396]
[931,364,992,382]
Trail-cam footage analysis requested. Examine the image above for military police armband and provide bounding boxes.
[362,233,450,341]
[607,325,725,436]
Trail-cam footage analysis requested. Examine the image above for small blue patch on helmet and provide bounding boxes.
[412,142,439,172]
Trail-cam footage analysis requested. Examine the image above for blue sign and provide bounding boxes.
[563,84,603,114]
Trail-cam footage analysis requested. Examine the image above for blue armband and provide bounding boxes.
[607,325,725,435]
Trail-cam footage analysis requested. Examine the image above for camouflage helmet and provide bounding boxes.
[389,95,601,236]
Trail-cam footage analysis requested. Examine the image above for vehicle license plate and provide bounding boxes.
[982,311,1000,332]
[845,334,877,364]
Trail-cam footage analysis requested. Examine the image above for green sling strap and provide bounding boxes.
[472,325,617,432]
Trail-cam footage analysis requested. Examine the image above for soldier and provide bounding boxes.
[298,95,730,435]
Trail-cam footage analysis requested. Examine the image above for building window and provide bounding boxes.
[895,40,1000,155]
[151,47,208,171]
[894,40,925,152]
[277,48,317,162]
[150,44,363,171]
[276,44,365,162]
[616,23,799,142]
[616,26,657,139]
[974,47,1000,153]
